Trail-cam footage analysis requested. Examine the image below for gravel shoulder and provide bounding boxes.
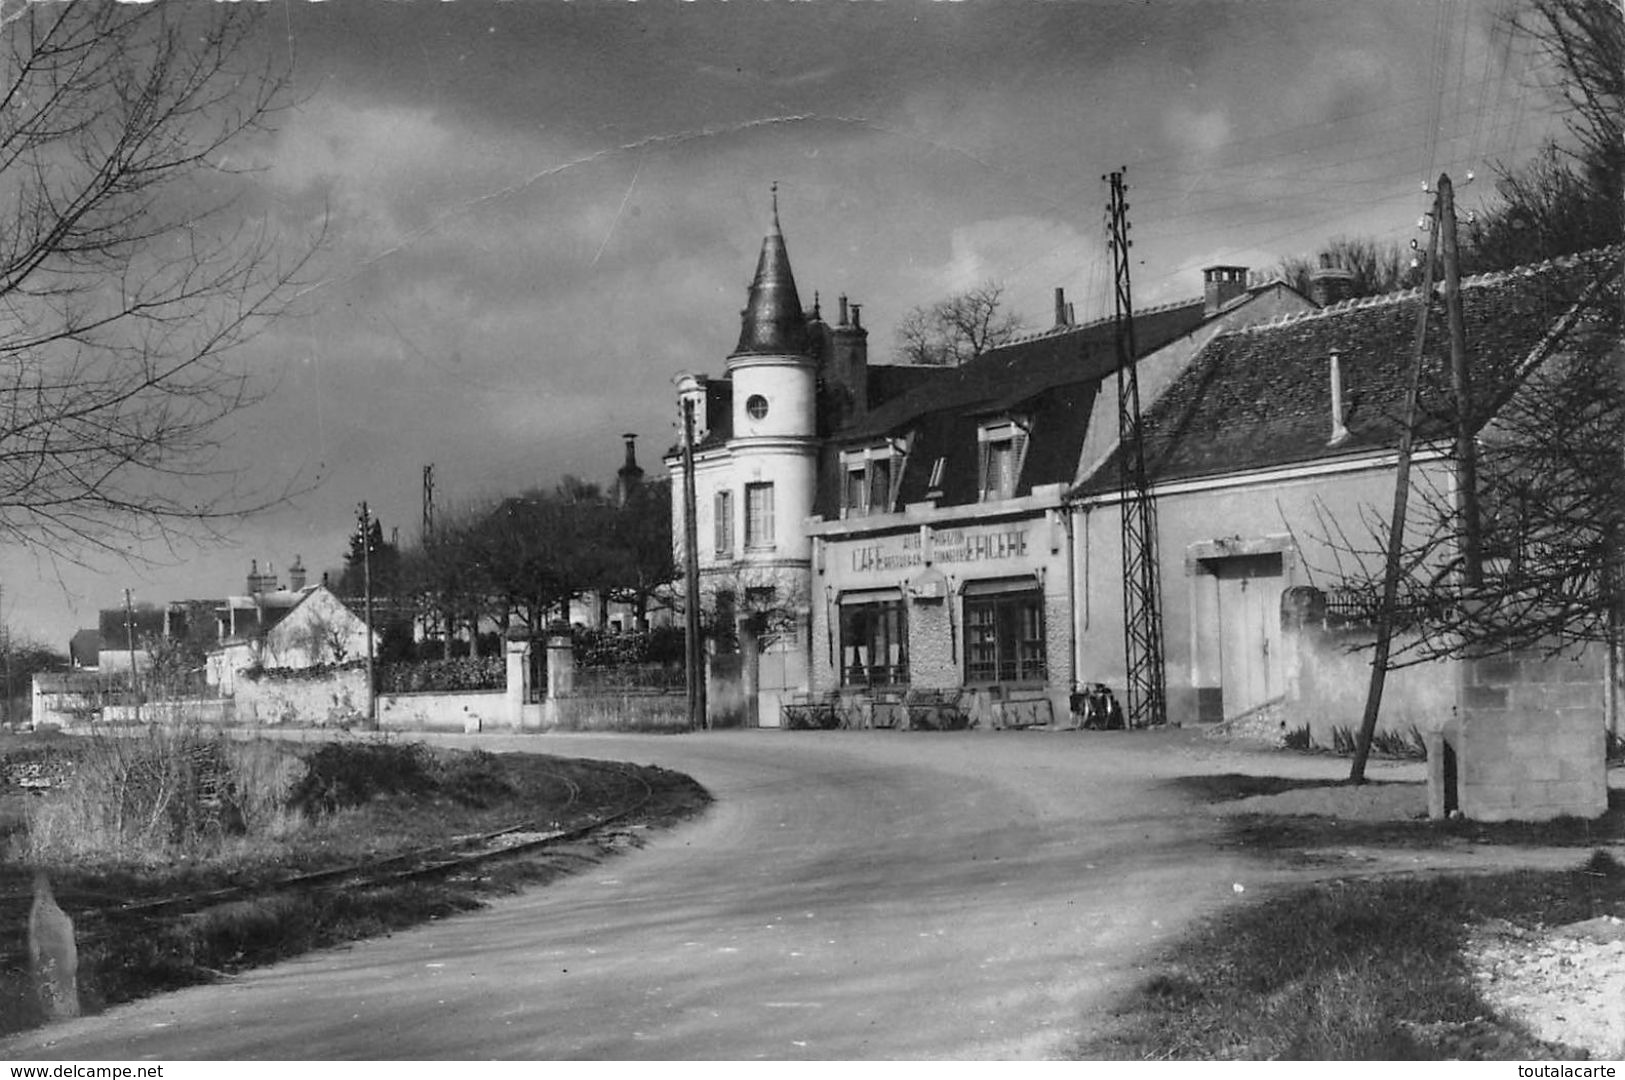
[1206,760,1625,1059]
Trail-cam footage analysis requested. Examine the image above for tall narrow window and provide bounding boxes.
[840,599,908,688]
[869,457,892,514]
[978,421,1028,501]
[713,490,734,558]
[844,467,867,516]
[745,481,774,549]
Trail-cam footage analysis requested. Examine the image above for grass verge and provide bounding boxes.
[1076,851,1624,1059]
[0,735,710,1036]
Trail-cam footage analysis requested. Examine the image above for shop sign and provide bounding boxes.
[847,525,1030,574]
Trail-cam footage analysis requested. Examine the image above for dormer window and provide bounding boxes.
[978,419,1029,501]
[841,441,905,517]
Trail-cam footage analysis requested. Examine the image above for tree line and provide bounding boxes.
[331,474,676,660]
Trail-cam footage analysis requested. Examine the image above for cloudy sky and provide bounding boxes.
[3,0,1566,649]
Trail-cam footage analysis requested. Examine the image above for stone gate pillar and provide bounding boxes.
[505,631,533,731]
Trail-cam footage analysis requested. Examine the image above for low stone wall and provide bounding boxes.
[101,699,238,728]
[1441,645,1607,822]
[1279,586,1457,747]
[543,690,688,733]
[233,667,370,727]
[376,689,512,733]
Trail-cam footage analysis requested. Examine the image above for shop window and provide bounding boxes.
[713,490,734,558]
[978,420,1028,501]
[745,481,774,549]
[840,598,908,688]
[964,590,1046,684]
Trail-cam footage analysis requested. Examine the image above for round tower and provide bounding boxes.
[724,186,819,567]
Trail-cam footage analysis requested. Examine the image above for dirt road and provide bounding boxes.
[3,729,1416,1060]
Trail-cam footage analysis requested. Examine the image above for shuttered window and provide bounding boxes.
[713,490,734,558]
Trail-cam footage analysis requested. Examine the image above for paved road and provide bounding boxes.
[3,729,1413,1060]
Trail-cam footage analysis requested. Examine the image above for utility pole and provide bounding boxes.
[1350,175,1444,784]
[124,587,140,724]
[421,463,435,542]
[1439,174,1482,588]
[1105,168,1167,729]
[680,399,707,731]
[359,502,377,729]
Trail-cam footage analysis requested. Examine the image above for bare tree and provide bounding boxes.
[1277,237,1415,301]
[0,3,318,559]
[1512,0,1623,203]
[1308,261,1620,683]
[895,281,1024,367]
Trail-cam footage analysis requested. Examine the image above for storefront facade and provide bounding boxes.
[808,498,1074,721]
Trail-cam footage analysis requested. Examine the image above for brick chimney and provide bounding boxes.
[1203,266,1250,316]
[826,293,868,424]
[288,555,307,591]
[1309,257,1358,308]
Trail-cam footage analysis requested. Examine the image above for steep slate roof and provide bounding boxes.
[814,297,1212,517]
[1074,248,1621,495]
[733,193,809,358]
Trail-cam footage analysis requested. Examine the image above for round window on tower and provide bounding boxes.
[746,394,769,420]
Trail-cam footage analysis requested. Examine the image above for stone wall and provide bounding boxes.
[1279,586,1457,748]
[1441,645,1607,822]
[233,667,370,727]
[376,689,511,733]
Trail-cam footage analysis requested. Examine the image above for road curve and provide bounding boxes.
[3,729,1401,1060]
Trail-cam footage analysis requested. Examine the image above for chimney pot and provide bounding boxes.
[838,294,849,327]
[1329,351,1350,444]
[1054,287,1068,327]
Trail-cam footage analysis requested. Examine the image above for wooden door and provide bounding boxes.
[1214,554,1283,718]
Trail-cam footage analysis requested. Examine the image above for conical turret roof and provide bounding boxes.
[734,186,809,357]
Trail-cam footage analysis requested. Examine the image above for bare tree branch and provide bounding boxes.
[0,3,321,563]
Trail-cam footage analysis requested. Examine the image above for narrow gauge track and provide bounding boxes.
[0,757,656,961]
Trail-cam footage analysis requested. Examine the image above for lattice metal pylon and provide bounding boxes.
[1106,169,1168,728]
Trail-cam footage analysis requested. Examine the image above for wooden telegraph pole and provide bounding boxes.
[359,501,377,729]
[681,399,707,731]
[1350,175,1445,783]
[1439,173,1482,588]
[124,587,140,724]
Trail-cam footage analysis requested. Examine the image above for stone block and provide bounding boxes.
[1472,657,1522,685]
[1461,684,1510,711]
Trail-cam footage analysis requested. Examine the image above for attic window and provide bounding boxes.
[978,419,1029,501]
[927,456,946,495]
[841,441,905,518]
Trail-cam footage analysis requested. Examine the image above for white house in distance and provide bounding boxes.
[207,568,377,695]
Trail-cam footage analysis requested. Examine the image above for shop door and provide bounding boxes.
[1214,554,1283,718]
[756,630,807,729]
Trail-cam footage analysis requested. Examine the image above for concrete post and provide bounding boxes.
[504,633,532,731]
